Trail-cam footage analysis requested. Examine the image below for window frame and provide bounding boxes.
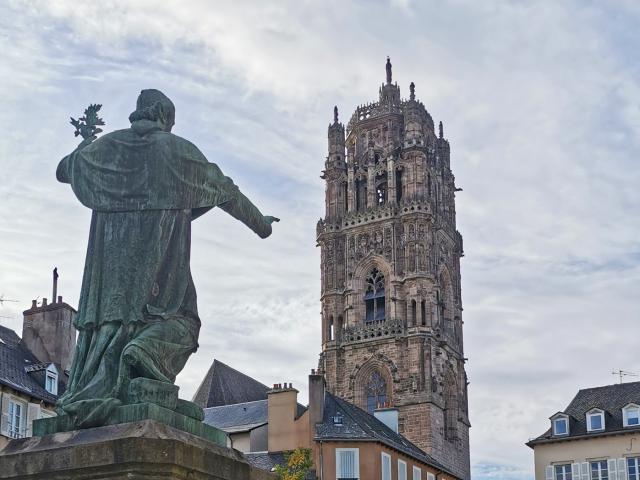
[554,463,573,480]
[623,404,640,428]
[628,457,640,480]
[427,473,436,480]
[412,465,422,480]
[589,460,608,480]
[7,397,27,439]
[586,409,605,432]
[44,364,58,395]
[398,459,407,480]
[336,447,359,480]
[552,415,569,436]
[381,452,392,480]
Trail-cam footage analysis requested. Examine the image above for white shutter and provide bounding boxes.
[382,453,392,480]
[26,403,40,437]
[609,459,618,480]
[572,463,582,479]
[546,466,554,480]
[337,449,359,479]
[618,459,627,480]
[581,462,590,480]
[0,393,10,436]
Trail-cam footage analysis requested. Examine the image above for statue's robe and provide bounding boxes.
[55,119,270,427]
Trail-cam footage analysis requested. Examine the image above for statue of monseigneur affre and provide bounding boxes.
[55,89,279,428]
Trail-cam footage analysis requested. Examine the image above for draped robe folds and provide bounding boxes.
[55,120,271,427]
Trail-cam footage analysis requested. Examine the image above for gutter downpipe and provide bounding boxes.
[319,440,324,480]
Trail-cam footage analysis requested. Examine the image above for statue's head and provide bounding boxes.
[129,89,175,132]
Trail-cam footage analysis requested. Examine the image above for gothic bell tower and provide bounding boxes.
[317,58,470,479]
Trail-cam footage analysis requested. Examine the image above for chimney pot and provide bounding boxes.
[42,298,47,307]
[31,300,37,309]
[58,295,63,303]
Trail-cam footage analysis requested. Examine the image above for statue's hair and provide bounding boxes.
[128,89,175,127]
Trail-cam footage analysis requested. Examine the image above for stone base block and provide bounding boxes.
[0,419,274,480]
[33,402,221,445]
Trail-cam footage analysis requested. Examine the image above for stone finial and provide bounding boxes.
[52,267,58,304]
[333,105,339,124]
[410,82,415,101]
[439,121,444,139]
[386,56,392,84]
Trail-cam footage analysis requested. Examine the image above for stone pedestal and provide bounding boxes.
[0,420,274,480]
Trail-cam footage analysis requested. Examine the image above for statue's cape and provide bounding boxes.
[57,120,238,212]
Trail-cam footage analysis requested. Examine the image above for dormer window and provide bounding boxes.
[586,408,605,432]
[552,415,569,436]
[45,364,58,395]
[623,404,640,427]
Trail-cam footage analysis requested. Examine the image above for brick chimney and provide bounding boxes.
[308,370,325,427]
[22,268,77,371]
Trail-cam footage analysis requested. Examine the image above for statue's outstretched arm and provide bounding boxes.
[218,189,278,239]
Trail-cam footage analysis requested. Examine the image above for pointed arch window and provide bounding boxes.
[365,268,385,323]
[366,371,387,414]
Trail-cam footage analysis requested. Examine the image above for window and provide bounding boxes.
[427,473,436,480]
[396,170,403,202]
[376,180,387,205]
[398,460,407,480]
[624,404,640,427]
[413,466,422,480]
[553,416,569,436]
[555,464,572,480]
[381,452,391,480]
[587,409,605,432]
[590,461,608,480]
[45,364,58,395]
[420,300,426,326]
[336,448,359,480]
[366,371,388,414]
[365,269,385,323]
[7,399,26,439]
[629,457,640,480]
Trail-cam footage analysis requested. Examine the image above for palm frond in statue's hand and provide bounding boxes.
[70,104,105,142]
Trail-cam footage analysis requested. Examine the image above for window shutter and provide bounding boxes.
[581,462,590,480]
[618,459,627,480]
[572,463,581,479]
[546,466,554,480]
[609,459,618,480]
[26,403,40,437]
[337,450,358,479]
[0,393,9,436]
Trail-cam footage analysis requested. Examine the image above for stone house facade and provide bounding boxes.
[316,58,470,479]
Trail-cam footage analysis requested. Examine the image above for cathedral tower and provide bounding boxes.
[317,58,470,479]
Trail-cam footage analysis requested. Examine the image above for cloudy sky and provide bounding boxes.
[1,1,639,478]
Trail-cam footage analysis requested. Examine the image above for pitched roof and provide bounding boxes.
[0,324,67,403]
[203,399,268,433]
[192,359,269,408]
[316,392,457,478]
[528,381,640,446]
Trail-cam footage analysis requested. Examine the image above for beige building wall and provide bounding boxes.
[318,440,456,480]
[0,387,56,450]
[533,433,640,480]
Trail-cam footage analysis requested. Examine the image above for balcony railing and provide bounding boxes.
[341,318,406,345]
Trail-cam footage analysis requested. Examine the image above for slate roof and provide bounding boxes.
[192,359,270,408]
[316,392,457,478]
[528,381,640,446]
[203,399,268,432]
[0,324,67,403]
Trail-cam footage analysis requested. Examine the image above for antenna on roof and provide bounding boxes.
[612,369,638,384]
[0,294,19,306]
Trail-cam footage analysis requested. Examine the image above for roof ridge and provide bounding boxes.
[203,398,268,410]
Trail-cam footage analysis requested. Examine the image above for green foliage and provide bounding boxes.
[273,448,313,480]
[70,104,105,140]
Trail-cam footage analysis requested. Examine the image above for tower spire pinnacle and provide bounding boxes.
[386,56,392,84]
[410,82,415,101]
[334,105,339,124]
[439,121,444,139]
